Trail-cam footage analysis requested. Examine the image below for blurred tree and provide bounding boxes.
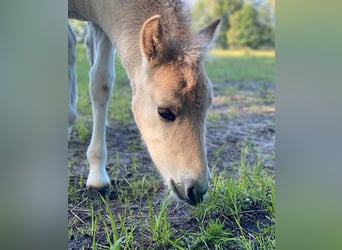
[256,2,275,47]
[191,0,213,30]
[192,0,275,49]
[227,4,260,48]
[227,2,275,49]
[213,0,243,49]
[268,0,275,30]
[192,0,243,49]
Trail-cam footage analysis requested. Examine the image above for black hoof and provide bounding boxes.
[87,185,111,199]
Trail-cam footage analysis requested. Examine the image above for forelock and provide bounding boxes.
[156,0,210,66]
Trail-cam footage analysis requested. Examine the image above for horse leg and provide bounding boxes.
[85,22,115,193]
[68,24,78,139]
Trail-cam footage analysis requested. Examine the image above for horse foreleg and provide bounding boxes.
[85,22,115,193]
[68,24,78,139]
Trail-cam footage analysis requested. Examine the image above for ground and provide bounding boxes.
[68,48,275,249]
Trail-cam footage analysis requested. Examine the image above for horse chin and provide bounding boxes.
[169,179,187,202]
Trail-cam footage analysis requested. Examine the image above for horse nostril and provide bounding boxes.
[186,185,204,206]
[170,179,208,206]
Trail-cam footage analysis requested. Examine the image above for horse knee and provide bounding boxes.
[89,70,114,104]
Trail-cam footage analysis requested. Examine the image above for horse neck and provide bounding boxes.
[70,0,190,87]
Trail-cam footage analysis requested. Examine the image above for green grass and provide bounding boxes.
[68,46,275,249]
[205,54,274,83]
[190,147,275,249]
[204,49,275,123]
[68,146,275,249]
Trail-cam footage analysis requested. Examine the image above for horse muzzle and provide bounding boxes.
[170,178,208,206]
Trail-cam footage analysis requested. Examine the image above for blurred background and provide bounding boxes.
[70,0,275,50]
[192,0,274,50]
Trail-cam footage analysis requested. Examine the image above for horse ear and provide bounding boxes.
[140,15,163,64]
[198,18,221,47]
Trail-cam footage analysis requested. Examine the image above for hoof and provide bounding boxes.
[87,185,111,199]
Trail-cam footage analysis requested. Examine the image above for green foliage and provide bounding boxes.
[192,0,274,49]
[191,0,214,31]
[227,3,275,49]
[192,0,243,49]
[228,4,260,49]
[212,0,243,49]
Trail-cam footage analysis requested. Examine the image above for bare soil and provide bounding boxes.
[68,80,275,249]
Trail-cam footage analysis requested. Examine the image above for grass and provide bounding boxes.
[204,49,275,124]
[190,147,275,249]
[68,146,275,249]
[68,45,275,249]
[206,51,274,83]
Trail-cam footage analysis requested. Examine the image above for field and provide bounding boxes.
[68,47,275,249]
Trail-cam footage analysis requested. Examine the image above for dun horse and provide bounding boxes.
[68,0,220,205]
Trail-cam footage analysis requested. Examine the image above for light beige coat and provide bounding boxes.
[68,0,220,205]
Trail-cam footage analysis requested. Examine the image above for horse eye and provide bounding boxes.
[158,108,176,122]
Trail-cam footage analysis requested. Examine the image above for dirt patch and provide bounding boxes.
[68,80,274,249]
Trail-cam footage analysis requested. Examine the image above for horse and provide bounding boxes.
[68,0,220,205]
